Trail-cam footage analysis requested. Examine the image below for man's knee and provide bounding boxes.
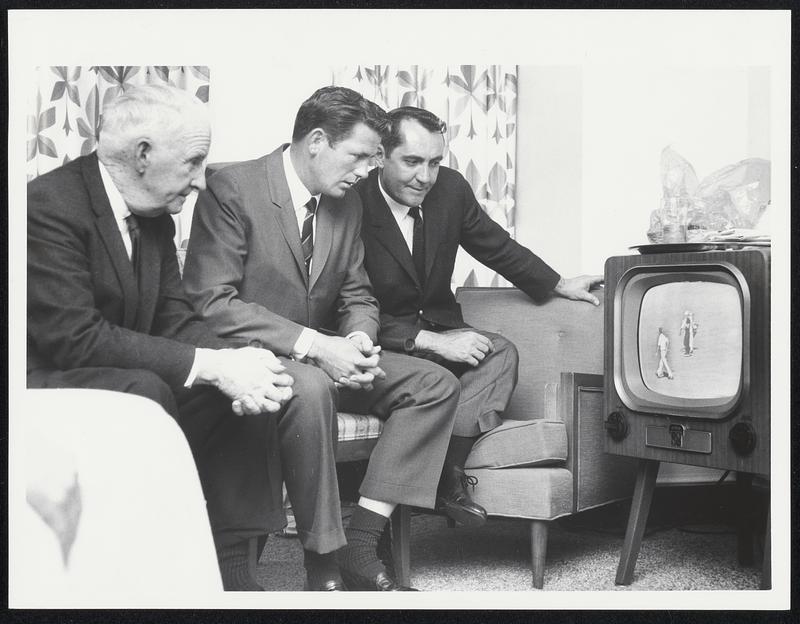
[287,363,336,404]
[280,363,336,427]
[412,359,462,403]
[488,334,519,372]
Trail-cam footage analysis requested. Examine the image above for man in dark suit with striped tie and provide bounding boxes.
[182,87,462,591]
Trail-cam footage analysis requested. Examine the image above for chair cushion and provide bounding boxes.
[465,419,567,469]
[469,466,574,520]
[337,412,383,442]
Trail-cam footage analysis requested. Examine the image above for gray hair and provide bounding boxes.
[97,83,208,161]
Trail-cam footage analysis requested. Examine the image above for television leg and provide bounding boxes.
[736,471,755,566]
[760,506,771,590]
[615,459,660,585]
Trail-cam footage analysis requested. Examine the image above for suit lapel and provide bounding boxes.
[82,154,139,328]
[309,197,334,290]
[263,148,308,287]
[364,173,421,288]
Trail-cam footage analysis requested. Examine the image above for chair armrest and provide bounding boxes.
[555,372,638,513]
[456,287,604,420]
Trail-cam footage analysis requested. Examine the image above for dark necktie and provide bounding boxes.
[408,205,425,286]
[300,197,318,274]
[125,214,141,275]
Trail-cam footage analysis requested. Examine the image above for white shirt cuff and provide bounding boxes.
[185,348,211,387]
[292,328,319,361]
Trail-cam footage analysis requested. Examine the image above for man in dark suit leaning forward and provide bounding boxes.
[356,106,603,525]
[26,84,315,591]
[182,87,460,591]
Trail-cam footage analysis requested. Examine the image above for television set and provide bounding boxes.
[603,248,770,475]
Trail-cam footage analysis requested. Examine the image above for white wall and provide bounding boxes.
[207,64,332,163]
[516,66,583,277]
[515,65,771,278]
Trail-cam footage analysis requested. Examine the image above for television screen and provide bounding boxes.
[638,281,742,400]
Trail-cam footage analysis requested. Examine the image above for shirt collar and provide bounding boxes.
[97,159,131,223]
[377,172,420,220]
[282,145,320,212]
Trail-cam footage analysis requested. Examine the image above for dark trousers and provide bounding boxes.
[27,350,461,551]
[27,362,340,552]
[336,350,461,509]
[411,330,520,437]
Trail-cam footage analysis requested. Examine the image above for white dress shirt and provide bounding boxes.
[98,161,135,260]
[282,147,322,360]
[282,146,321,258]
[377,175,421,253]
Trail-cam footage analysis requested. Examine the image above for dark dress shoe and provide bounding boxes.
[436,466,488,527]
[341,569,418,591]
[304,578,345,591]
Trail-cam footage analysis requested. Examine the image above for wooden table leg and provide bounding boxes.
[760,506,771,590]
[736,471,755,566]
[390,505,411,587]
[530,520,549,589]
[615,459,660,585]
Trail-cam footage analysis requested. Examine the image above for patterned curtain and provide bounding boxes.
[26,66,211,243]
[332,65,518,289]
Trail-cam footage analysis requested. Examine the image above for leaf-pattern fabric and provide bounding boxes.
[27,66,211,182]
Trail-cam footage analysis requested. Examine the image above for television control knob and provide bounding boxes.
[605,411,628,441]
[729,423,756,456]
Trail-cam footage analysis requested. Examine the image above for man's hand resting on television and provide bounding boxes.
[553,275,604,306]
[415,329,494,367]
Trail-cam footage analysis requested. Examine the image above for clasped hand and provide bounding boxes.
[198,346,294,416]
[307,333,385,392]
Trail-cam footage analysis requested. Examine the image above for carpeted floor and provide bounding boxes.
[255,484,768,592]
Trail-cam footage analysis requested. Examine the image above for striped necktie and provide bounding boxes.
[300,197,317,274]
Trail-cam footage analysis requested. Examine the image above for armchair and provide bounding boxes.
[454,287,637,589]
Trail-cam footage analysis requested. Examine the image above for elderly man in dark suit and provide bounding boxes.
[182,87,461,591]
[25,84,328,591]
[356,106,603,525]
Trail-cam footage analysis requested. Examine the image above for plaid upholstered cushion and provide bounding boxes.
[337,412,383,442]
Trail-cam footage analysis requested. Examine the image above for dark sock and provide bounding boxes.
[304,549,343,588]
[217,538,263,591]
[338,505,390,579]
[440,436,478,485]
[256,534,268,561]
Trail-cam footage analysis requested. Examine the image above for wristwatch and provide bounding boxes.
[403,337,416,354]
